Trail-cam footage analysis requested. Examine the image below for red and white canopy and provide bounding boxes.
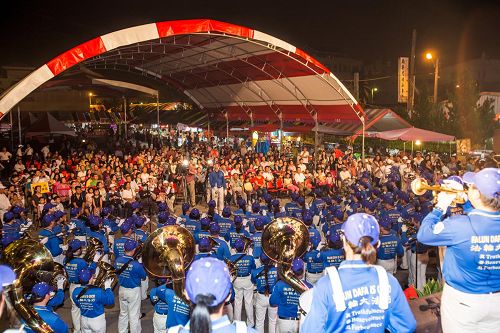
[0,19,363,124]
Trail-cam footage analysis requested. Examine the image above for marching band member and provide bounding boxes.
[304,234,324,285]
[251,218,264,267]
[208,222,231,261]
[301,213,416,333]
[319,232,345,269]
[269,258,312,333]
[65,239,98,333]
[86,216,109,260]
[25,282,69,333]
[417,168,500,332]
[230,238,256,328]
[116,239,147,333]
[194,237,218,261]
[168,257,257,332]
[216,207,235,237]
[251,252,278,333]
[70,207,87,242]
[157,281,191,329]
[150,278,169,333]
[225,216,250,252]
[72,268,115,333]
[113,218,134,258]
[376,215,404,275]
[39,213,67,265]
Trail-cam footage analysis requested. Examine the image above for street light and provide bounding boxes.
[425,51,439,104]
[415,140,422,146]
[88,92,93,111]
[371,87,378,103]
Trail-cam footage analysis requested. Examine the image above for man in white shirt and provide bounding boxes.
[16,145,23,158]
[25,144,34,160]
[13,160,25,173]
[0,184,11,221]
[262,166,274,183]
[0,147,12,162]
[41,145,50,160]
[299,147,310,167]
[339,166,352,183]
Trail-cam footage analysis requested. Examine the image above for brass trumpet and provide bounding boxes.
[411,177,467,205]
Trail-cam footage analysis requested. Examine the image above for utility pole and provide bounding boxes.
[407,29,417,118]
[353,72,360,101]
[433,58,439,104]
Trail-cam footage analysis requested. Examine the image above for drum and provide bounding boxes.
[299,288,314,327]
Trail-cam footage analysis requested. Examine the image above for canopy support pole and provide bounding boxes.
[411,141,414,156]
[10,110,13,152]
[225,112,229,142]
[156,94,160,147]
[361,116,365,163]
[279,113,283,156]
[17,105,21,146]
[250,113,254,128]
[314,113,318,170]
[403,141,406,153]
[123,97,128,140]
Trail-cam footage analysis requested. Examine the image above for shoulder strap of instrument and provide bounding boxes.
[325,266,346,312]
[234,320,247,333]
[373,265,389,310]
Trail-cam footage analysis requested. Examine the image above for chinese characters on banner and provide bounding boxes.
[398,57,409,103]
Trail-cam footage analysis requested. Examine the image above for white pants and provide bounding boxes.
[305,271,324,285]
[400,249,410,270]
[409,252,427,290]
[69,283,81,333]
[224,303,234,321]
[118,286,142,333]
[81,314,106,333]
[211,187,225,214]
[277,318,299,333]
[255,293,277,333]
[377,258,397,275]
[441,283,500,333]
[153,312,167,333]
[141,277,149,300]
[233,275,254,327]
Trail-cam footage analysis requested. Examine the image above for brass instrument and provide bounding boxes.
[84,237,104,262]
[142,225,195,303]
[411,177,466,205]
[2,238,64,333]
[261,217,310,293]
[84,237,118,289]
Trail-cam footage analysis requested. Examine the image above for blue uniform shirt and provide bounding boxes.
[103,217,119,233]
[65,257,97,284]
[115,255,147,288]
[2,221,21,241]
[184,219,201,234]
[418,208,500,294]
[150,284,169,315]
[39,228,63,257]
[71,218,87,236]
[319,248,345,268]
[225,228,250,249]
[24,305,68,333]
[47,289,65,310]
[308,227,321,244]
[251,265,278,293]
[251,231,263,259]
[194,252,219,261]
[113,236,132,258]
[209,170,226,188]
[194,229,210,244]
[269,279,313,318]
[213,237,231,261]
[217,217,234,237]
[304,249,325,273]
[377,233,404,260]
[133,229,149,243]
[229,253,256,277]
[311,198,327,216]
[284,202,302,218]
[158,288,190,328]
[301,260,416,333]
[72,286,114,318]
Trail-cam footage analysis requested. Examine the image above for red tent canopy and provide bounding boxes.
[0,19,363,126]
[369,127,455,142]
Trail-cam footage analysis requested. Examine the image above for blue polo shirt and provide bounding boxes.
[158,288,190,328]
[150,284,169,315]
[228,252,255,277]
[377,233,404,260]
[115,255,147,288]
[72,286,114,318]
[24,306,68,333]
[269,279,313,318]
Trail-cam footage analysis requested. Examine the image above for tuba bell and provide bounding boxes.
[261,217,310,293]
[2,238,63,333]
[142,225,195,303]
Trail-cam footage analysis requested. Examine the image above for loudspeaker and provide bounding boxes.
[408,293,442,333]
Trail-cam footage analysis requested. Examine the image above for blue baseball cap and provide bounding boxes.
[70,207,81,217]
[290,192,299,201]
[234,238,245,251]
[254,218,264,230]
[208,200,217,208]
[3,211,15,222]
[328,232,341,243]
[182,203,191,213]
[158,211,169,223]
[186,258,232,306]
[297,197,305,205]
[237,199,246,209]
[222,207,231,218]
[69,239,86,252]
[88,216,101,227]
[11,206,25,215]
[378,215,392,229]
[291,258,304,273]
[234,216,243,224]
[200,217,211,227]
[131,201,141,210]
[166,217,177,226]
[79,268,93,284]
[271,199,280,207]
[334,209,344,220]
[209,222,221,235]
[41,214,56,227]
[32,282,55,298]
[463,168,500,198]
[342,213,380,246]
[0,265,16,292]
[383,193,395,205]
[189,208,200,220]
[303,211,313,225]
[101,207,112,216]
[199,237,211,251]
[135,216,146,228]
[124,239,138,252]
[310,233,321,248]
[251,202,260,213]
[120,219,133,233]
[157,202,168,212]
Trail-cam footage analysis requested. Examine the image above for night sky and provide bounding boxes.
[1,0,500,68]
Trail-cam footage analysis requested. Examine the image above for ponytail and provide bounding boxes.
[190,294,219,333]
[355,236,377,265]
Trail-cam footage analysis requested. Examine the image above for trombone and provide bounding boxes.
[411,177,467,205]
